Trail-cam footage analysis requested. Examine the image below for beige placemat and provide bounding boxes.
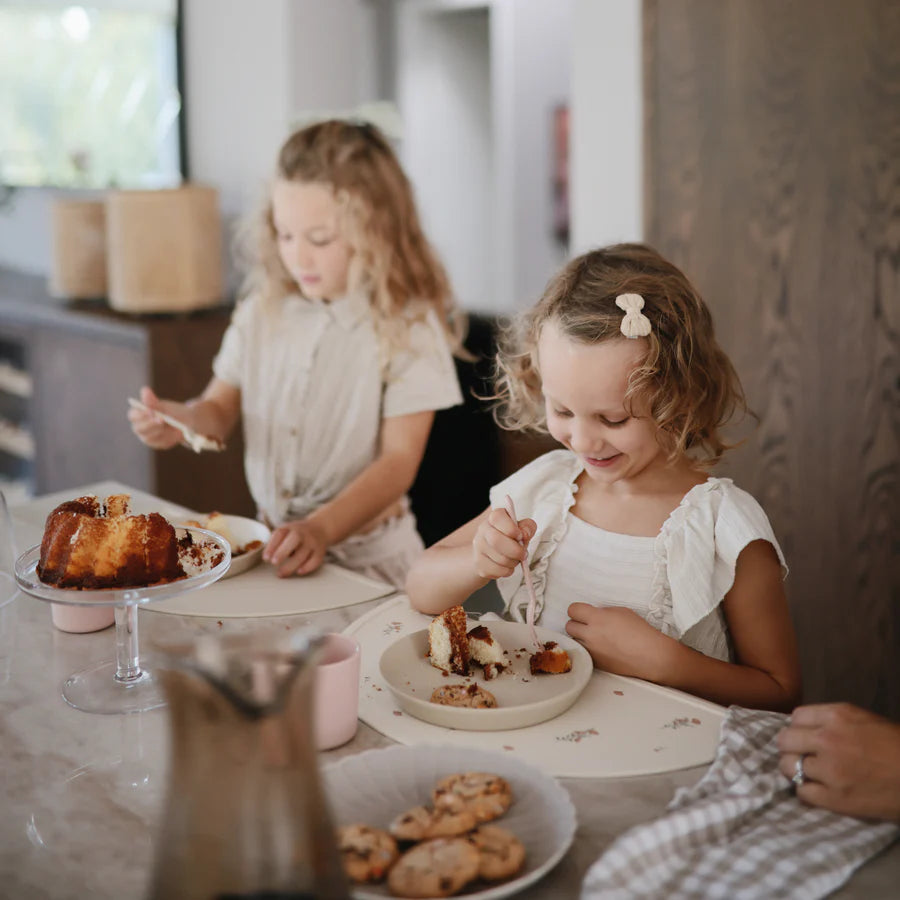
[346,596,727,779]
[146,563,395,618]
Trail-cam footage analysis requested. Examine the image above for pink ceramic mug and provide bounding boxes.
[313,633,361,751]
[51,602,115,633]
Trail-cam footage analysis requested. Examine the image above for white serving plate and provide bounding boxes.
[323,744,577,900]
[379,620,593,731]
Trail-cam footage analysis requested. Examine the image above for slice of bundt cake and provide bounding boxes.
[428,605,470,676]
[467,625,507,680]
[529,641,572,675]
[38,494,185,589]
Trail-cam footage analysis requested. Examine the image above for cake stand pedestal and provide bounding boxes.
[14,528,230,715]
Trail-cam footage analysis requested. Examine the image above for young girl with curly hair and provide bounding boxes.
[407,243,801,711]
[130,120,464,588]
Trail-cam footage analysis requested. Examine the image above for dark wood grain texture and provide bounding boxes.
[645,0,900,716]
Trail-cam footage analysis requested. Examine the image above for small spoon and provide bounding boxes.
[128,397,225,454]
[504,494,543,651]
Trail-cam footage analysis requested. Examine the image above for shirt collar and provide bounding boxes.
[320,290,370,330]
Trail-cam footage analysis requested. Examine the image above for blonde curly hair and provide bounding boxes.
[236,119,466,357]
[494,243,749,467]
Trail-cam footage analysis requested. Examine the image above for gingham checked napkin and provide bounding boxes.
[581,705,899,899]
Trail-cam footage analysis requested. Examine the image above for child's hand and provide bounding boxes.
[472,509,537,580]
[566,604,674,680]
[263,519,329,577]
[127,386,185,450]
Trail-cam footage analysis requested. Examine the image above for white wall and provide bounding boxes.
[493,0,572,308]
[396,5,494,312]
[570,0,642,252]
[396,0,572,314]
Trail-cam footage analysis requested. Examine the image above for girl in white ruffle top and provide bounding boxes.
[407,243,802,712]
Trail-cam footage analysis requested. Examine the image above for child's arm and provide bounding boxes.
[567,539,802,712]
[128,381,240,449]
[265,410,433,577]
[405,508,537,614]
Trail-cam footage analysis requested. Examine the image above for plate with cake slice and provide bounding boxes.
[378,607,593,731]
[180,512,271,579]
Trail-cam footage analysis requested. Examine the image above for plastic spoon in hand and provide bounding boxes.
[504,494,543,651]
[128,397,225,454]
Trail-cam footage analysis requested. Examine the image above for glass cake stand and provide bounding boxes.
[14,528,231,715]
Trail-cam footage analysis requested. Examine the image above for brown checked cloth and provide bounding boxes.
[581,706,899,899]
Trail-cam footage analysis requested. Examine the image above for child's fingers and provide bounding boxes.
[294,550,325,576]
[567,601,597,624]
[263,527,295,563]
[565,618,589,643]
[519,518,537,544]
[486,507,525,540]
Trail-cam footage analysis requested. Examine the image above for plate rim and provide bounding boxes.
[323,743,577,900]
[378,620,593,731]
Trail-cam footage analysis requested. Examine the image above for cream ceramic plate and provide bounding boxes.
[378,620,593,731]
[323,744,577,900]
[182,514,271,579]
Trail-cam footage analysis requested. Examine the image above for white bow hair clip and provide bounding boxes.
[615,293,652,339]
[291,100,403,141]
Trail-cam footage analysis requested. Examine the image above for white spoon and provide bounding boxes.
[128,397,225,454]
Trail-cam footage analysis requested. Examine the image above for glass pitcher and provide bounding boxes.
[147,629,350,900]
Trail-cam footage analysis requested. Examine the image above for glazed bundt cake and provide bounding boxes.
[38,494,185,589]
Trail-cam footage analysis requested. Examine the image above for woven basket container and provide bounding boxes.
[49,199,108,299]
[106,185,224,313]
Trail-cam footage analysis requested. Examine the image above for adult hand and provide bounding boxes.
[127,385,186,450]
[776,703,900,823]
[566,604,673,680]
[263,518,329,577]
[471,509,536,580]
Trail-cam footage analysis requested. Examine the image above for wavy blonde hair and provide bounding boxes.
[494,243,750,467]
[236,119,466,357]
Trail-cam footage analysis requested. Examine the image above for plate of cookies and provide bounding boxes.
[325,744,576,899]
[378,606,593,731]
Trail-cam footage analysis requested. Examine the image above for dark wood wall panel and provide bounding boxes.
[644,0,900,717]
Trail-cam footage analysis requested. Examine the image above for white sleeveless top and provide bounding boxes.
[488,450,787,662]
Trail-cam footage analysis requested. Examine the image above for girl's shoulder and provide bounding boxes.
[488,449,580,511]
[675,477,772,527]
[662,476,785,570]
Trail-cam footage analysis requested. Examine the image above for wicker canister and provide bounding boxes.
[105,185,224,313]
[49,198,108,299]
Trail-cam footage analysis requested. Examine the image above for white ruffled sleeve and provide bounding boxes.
[487,449,581,623]
[660,478,788,636]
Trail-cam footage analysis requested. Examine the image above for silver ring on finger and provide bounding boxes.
[791,753,807,787]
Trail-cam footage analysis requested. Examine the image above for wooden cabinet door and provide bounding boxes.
[644,0,900,716]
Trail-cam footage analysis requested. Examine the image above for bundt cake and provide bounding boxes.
[467,625,507,680]
[38,494,185,589]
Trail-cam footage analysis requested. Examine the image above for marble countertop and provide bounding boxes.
[2,487,898,899]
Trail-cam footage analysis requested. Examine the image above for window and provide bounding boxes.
[0,0,185,189]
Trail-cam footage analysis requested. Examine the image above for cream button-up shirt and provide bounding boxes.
[213,291,463,527]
